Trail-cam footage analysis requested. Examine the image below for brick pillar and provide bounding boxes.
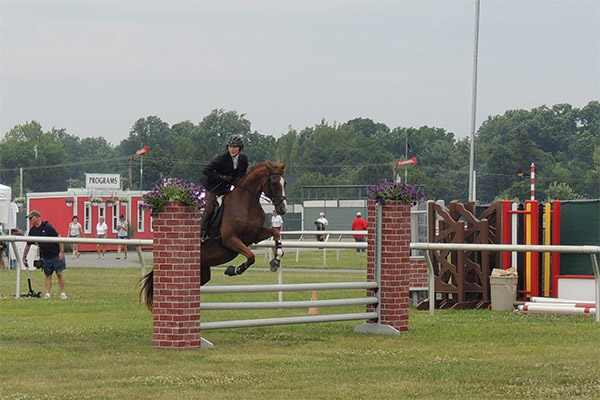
[152,201,203,349]
[367,199,411,332]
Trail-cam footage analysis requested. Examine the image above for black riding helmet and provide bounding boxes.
[226,134,244,151]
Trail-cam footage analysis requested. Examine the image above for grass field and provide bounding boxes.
[1,252,599,400]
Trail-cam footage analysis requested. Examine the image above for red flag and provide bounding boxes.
[135,145,149,157]
[396,157,417,167]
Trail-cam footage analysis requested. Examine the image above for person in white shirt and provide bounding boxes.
[116,214,128,260]
[96,216,108,259]
[68,215,84,259]
[270,210,283,231]
[314,212,329,241]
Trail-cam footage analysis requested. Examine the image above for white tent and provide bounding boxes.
[0,183,11,226]
[0,184,18,230]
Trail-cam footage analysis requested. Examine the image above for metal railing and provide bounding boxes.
[257,230,368,265]
[410,242,600,323]
[2,235,152,298]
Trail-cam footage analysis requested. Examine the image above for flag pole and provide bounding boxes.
[140,154,143,190]
[405,132,408,184]
[468,0,480,202]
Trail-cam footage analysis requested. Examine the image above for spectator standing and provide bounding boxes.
[116,214,128,260]
[68,215,84,258]
[0,228,7,269]
[96,216,108,259]
[22,210,67,299]
[270,210,283,232]
[351,212,368,253]
[314,212,329,242]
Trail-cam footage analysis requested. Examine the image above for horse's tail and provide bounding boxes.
[138,270,154,311]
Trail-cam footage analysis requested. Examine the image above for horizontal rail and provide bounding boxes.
[200,281,378,294]
[201,297,378,310]
[410,242,600,254]
[6,234,151,299]
[200,312,379,331]
[1,234,365,249]
[0,235,153,246]
[281,230,367,236]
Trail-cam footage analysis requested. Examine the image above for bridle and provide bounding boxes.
[266,170,287,210]
[233,167,287,209]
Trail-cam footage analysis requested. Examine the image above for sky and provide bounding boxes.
[1,0,599,146]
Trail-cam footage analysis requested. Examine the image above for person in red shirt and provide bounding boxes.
[351,212,368,253]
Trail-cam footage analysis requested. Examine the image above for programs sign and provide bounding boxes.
[86,173,121,189]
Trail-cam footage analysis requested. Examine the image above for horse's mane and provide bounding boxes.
[239,161,284,185]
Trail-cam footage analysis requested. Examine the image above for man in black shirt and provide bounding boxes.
[22,210,67,300]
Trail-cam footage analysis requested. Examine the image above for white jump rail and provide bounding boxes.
[199,278,379,331]
[410,242,600,323]
[2,235,153,298]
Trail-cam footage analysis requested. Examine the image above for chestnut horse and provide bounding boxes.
[140,161,288,309]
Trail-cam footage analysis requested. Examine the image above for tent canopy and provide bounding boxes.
[0,183,12,225]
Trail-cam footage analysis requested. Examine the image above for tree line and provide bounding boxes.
[1,101,598,204]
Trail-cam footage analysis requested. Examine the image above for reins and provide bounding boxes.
[232,166,286,209]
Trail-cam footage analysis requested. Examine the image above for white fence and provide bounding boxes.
[2,235,152,298]
[256,230,367,265]
[410,242,600,323]
[3,234,367,299]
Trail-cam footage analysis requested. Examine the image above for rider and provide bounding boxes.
[200,134,249,242]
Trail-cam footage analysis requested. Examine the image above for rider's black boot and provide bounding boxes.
[200,213,211,243]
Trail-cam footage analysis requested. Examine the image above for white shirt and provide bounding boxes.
[271,214,283,228]
[69,221,82,236]
[96,222,108,236]
[317,217,328,226]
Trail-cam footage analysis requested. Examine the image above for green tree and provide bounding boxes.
[0,121,69,193]
[197,109,252,157]
[545,181,582,201]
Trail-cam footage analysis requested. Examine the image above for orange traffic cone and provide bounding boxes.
[308,290,319,315]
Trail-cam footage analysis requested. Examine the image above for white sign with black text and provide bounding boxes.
[85,173,121,189]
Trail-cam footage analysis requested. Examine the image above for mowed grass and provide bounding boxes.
[1,252,599,400]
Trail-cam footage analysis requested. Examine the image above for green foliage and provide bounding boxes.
[545,181,583,201]
[1,101,599,204]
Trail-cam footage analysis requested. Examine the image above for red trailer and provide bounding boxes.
[25,189,153,252]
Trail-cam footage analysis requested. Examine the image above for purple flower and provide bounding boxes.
[142,176,206,214]
[367,179,426,205]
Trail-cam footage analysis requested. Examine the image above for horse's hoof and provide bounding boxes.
[269,258,280,272]
[224,266,237,276]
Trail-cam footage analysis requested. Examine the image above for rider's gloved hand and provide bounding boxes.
[220,175,233,183]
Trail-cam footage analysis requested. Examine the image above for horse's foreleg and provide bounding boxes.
[269,240,284,272]
[256,227,284,272]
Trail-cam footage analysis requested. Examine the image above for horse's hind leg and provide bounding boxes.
[201,264,211,285]
[222,237,255,277]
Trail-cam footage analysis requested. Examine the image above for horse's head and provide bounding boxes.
[264,162,288,215]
